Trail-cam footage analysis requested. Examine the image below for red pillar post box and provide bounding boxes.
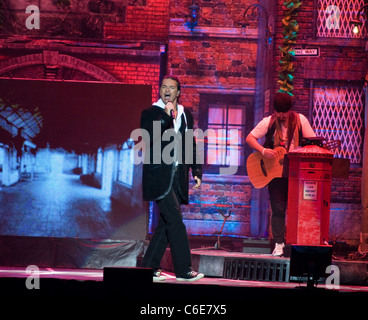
[286,145,333,245]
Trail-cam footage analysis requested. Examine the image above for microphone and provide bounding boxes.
[167,101,175,119]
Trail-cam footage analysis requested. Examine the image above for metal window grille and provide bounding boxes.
[317,0,367,38]
[312,85,364,164]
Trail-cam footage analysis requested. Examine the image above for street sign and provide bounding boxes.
[294,48,320,57]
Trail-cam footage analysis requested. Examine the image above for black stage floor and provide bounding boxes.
[1,258,368,317]
[1,237,367,317]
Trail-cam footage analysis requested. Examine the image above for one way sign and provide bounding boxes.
[294,48,320,57]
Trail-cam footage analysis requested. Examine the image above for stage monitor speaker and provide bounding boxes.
[289,244,332,288]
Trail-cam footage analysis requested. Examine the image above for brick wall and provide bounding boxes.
[104,0,170,42]
[168,38,257,119]
[331,172,362,205]
[85,56,161,103]
[164,0,260,240]
[182,177,253,238]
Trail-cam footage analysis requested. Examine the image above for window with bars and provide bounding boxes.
[312,83,365,164]
[316,0,367,38]
[199,94,253,175]
[118,138,134,187]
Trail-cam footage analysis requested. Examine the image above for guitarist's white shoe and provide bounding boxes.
[272,243,285,256]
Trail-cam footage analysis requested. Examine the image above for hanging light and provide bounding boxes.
[186,2,200,32]
[351,19,362,34]
[349,4,368,35]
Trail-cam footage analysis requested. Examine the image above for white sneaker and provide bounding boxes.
[272,243,285,256]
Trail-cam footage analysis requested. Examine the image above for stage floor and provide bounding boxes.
[1,265,367,292]
[1,264,368,317]
[1,248,368,317]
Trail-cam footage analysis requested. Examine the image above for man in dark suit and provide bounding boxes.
[140,75,204,282]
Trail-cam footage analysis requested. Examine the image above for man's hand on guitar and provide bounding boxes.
[262,148,277,159]
[247,146,286,188]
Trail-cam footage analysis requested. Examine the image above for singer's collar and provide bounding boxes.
[154,98,184,114]
[154,98,187,132]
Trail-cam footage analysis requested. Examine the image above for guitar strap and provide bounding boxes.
[264,112,302,151]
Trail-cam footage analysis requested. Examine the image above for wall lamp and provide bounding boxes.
[350,4,368,35]
[239,3,273,47]
[185,2,200,32]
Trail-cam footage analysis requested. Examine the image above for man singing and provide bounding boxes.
[140,75,204,281]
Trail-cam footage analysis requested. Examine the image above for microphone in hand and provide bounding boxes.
[166,101,176,119]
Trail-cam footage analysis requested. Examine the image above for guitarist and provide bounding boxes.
[245,92,315,256]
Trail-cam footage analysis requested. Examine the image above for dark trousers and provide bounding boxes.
[268,178,288,244]
[142,172,192,277]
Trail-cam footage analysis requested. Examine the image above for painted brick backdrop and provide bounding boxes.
[104,0,170,41]
[0,0,365,245]
[274,0,366,245]
[164,0,260,240]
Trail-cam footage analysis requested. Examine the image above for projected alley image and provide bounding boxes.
[0,79,151,240]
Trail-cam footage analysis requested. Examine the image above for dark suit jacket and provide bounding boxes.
[140,105,202,204]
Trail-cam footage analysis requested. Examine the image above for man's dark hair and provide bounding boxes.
[162,75,181,91]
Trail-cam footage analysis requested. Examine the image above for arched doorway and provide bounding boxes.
[0,51,118,82]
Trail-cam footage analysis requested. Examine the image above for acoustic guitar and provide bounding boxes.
[247,146,287,189]
[246,140,341,189]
